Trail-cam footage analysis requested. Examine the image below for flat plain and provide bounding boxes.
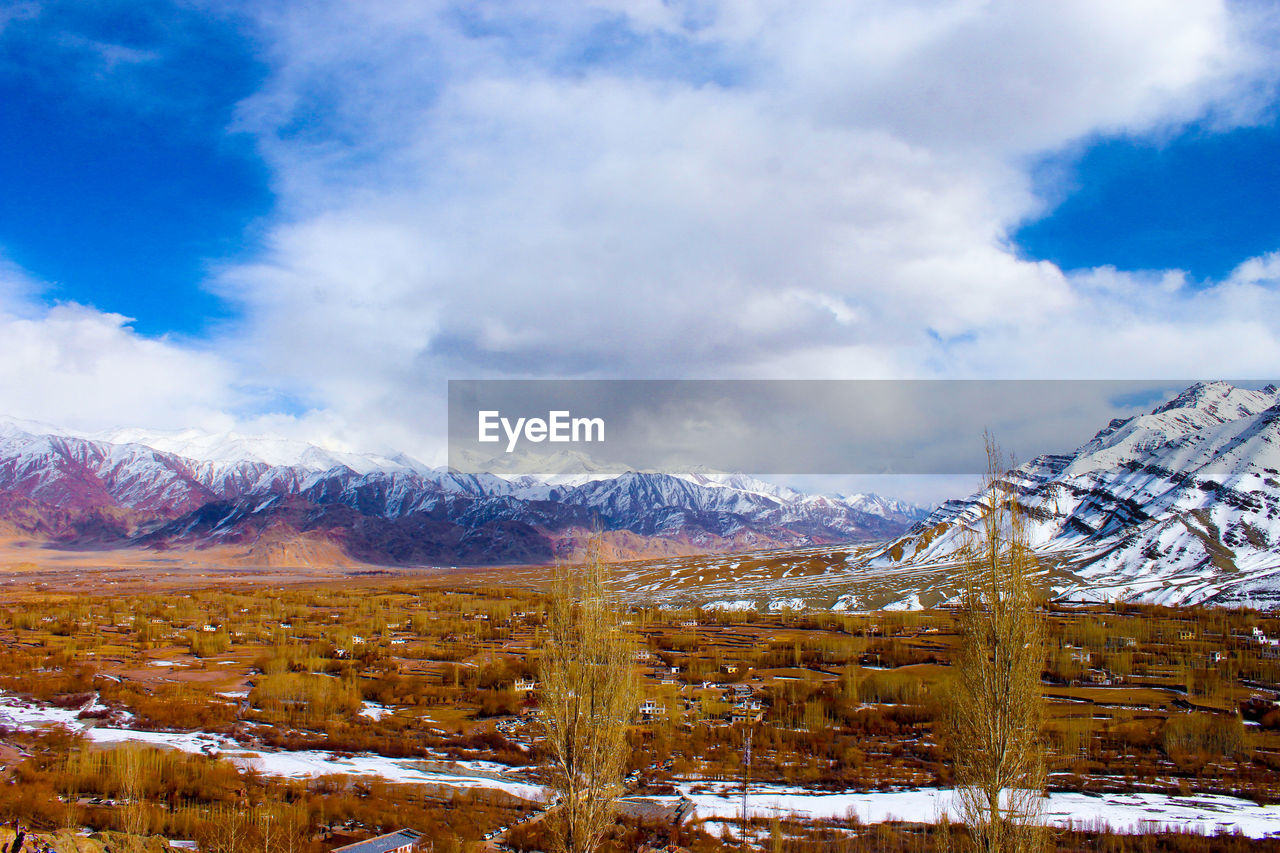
[2,543,1280,851]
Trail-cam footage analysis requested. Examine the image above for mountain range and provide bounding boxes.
[866,381,1280,608]
[4,379,1276,609]
[0,418,925,566]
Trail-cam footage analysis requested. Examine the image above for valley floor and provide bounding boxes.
[0,550,1278,850]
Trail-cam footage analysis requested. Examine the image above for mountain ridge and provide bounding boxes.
[0,418,926,566]
[868,380,1280,607]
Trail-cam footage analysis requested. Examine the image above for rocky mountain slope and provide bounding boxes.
[869,381,1280,608]
[0,418,925,566]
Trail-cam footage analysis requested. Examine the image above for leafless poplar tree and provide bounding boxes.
[950,437,1046,853]
[539,539,640,853]
[194,805,253,853]
[255,801,310,853]
[116,744,150,847]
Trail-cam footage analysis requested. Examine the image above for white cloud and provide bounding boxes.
[927,265,1280,379]
[13,1,1280,460]
[0,298,240,432]
[1228,250,1280,286]
[745,0,1266,151]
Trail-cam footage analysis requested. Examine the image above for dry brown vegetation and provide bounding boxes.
[0,574,1275,850]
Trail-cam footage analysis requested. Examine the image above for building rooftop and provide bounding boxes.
[332,829,423,853]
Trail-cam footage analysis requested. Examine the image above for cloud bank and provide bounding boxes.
[5,0,1280,463]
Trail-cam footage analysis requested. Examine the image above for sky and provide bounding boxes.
[1,0,1279,490]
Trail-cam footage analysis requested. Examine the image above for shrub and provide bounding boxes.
[251,673,361,726]
[1161,712,1249,759]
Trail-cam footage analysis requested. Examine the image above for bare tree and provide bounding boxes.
[950,437,1046,853]
[193,805,253,853]
[255,801,310,853]
[116,744,150,848]
[538,539,640,853]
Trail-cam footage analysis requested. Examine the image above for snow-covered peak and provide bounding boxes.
[669,467,805,501]
[1070,381,1280,476]
[0,415,927,527]
[1151,380,1277,420]
[831,492,924,519]
[0,415,74,439]
[454,448,634,483]
[85,426,421,475]
[870,381,1280,608]
[0,417,385,473]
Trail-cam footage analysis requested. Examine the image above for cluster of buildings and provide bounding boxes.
[633,658,765,726]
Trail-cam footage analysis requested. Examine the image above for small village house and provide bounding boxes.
[332,829,428,853]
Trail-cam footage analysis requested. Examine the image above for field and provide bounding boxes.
[0,550,1279,851]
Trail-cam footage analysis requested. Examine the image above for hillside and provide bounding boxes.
[866,381,1280,608]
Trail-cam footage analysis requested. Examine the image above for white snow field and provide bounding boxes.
[677,783,1280,838]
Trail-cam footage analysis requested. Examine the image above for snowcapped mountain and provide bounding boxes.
[10,381,1274,603]
[870,381,1280,608]
[89,426,421,475]
[452,456,922,527]
[0,417,926,565]
[667,468,805,500]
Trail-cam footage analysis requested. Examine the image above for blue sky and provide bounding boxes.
[0,0,270,335]
[1018,120,1280,281]
[0,0,1278,472]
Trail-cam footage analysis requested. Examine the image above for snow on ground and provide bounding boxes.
[704,600,756,611]
[0,692,85,728]
[678,784,1280,838]
[88,727,546,801]
[1,690,544,803]
[7,689,1278,835]
[1040,791,1280,837]
[88,727,225,754]
[357,701,391,720]
[448,758,520,774]
[227,750,546,801]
